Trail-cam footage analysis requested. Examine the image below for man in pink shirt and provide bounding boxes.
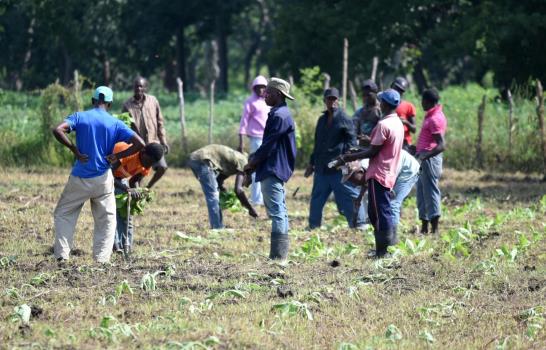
[415,88,447,234]
[238,75,270,205]
[341,89,404,257]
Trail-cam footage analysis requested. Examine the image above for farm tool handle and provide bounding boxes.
[124,192,131,261]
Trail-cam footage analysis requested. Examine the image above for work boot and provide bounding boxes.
[420,220,429,234]
[389,226,399,245]
[430,216,440,234]
[269,234,289,260]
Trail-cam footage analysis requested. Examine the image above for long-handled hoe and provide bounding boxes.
[124,193,131,261]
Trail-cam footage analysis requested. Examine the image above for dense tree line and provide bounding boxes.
[1,0,544,92]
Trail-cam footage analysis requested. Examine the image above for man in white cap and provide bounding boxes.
[52,86,145,263]
[244,78,296,260]
[238,75,270,205]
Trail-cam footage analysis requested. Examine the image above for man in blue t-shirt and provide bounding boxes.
[52,86,145,263]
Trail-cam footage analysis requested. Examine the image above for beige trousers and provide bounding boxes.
[53,170,116,263]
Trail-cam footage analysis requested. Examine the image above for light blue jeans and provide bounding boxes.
[114,179,133,250]
[309,171,366,229]
[189,160,224,229]
[248,136,263,205]
[391,173,419,226]
[261,176,289,237]
[416,153,443,221]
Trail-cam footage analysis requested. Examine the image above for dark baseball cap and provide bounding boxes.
[361,79,378,93]
[324,87,340,99]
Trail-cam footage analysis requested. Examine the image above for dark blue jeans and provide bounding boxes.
[189,160,224,229]
[367,179,395,233]
[308,171,365,229]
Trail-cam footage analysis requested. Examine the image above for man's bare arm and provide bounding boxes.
[52,122,88,162]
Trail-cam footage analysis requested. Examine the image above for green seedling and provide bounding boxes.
[337,342,359,350]
[115,280,134,298]
[166,336,220,350]
[419,330,435,344]
[115,188,155,219]
[385,324,402,341]
[441,227,476,259]
[206,289,248,300]
[389,238,430,257]
[495,245,518,262]
[0,255,16,268]
[174,231,208,245]
[9,304,31,324]
[519,306,544,340]
[347,286,361,302]
[219,191,242,212]
[4,287,21,300]
[272,300,313,320]
[141,272,161,291]
[89,315,135,342]
[30,272,53,286]
[294,234,332,260]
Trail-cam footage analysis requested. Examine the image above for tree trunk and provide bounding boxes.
[216,14,229,93]
[177,78,188,154]
[61,45,72,86]
[342,38,349,111]
[209,80,216,144]
[175,26,186,89]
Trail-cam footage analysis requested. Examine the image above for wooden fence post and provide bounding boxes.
[342,38,348,111]
[507,89,514,151]
[176,77,188,154]
[349,80,358,112]
[476,95,486,169]
[208,80,216,145]
[73,70,82,111]
[536,80,546,180]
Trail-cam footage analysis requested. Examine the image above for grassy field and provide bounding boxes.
[0,83,544,172]
[0,167,545,349]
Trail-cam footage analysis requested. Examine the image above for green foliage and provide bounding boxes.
[9,304,31,324]
[166,336,221,350]
[519,306,544,340]
[89,315,136,342]
[385,324,402,341]
[112,112,133,127]
[219,191,242,212]
[441,226,477,259]
[272,300,313,320]
[115,188,155,219]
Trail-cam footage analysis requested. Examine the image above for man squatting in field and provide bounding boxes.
[52,87,145,263]
[340,89,404,257]
[415,88,447,234]
[110,142,165,253]
[123,76,169,189]
[189,144,258,229]
[238,75,270,206]
[304,87,366,229]
[244,78,296,260]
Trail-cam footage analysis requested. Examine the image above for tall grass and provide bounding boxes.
[0,82,543,173]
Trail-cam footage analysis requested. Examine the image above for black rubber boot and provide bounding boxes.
[421,220,429,234]
[270,234,289,260]
[430,216,440,234]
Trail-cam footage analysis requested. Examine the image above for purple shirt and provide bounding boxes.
[416,104,447,153]
[239,93,270,138]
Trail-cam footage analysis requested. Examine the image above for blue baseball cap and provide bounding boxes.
[93,86,113,103]
[378,88,400,107]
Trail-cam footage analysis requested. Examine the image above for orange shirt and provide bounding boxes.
[396,100,416,145]
[112,142,151,179]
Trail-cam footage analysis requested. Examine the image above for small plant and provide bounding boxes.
[385,324,402,341]
[115,188,155,219]
[519,306,544,340]
[115,280,134,298]
[295,234,331,260]
[441,226,476,259]
[0,255,16,268]
[419,330,435,344]
[30,272,53,286]
[141,272,161,291]
[89,315,135,342]
[9,304,31,324]
[389,238,430,257]
[219,191,242,212]
[112,112,133,127]
[166,336,221,350]
[337,343,359,350]
[272,300,313,320]
[206,289,248,301]
[495,245,518,262]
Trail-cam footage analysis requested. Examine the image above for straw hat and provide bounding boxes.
[268,77,295,100]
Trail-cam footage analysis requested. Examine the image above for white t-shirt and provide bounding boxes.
[396,149,420,182]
